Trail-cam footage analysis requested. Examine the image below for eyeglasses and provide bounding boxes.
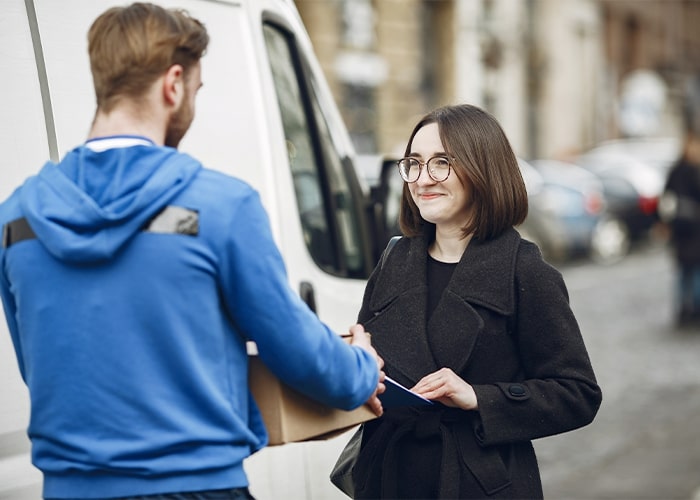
[397,155,452,183]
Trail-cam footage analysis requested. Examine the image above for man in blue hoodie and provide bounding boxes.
[0,3,383,499]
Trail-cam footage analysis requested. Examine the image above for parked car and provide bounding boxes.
[525,159,630,263]
[353,154,404,259]
[581,137,681,177]
[576,147,667,241]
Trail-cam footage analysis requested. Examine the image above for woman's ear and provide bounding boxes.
[162,64,185,109]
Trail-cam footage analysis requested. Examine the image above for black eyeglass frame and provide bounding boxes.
[397,155,453,183]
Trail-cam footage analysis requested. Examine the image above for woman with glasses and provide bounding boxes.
[346,104,602,499]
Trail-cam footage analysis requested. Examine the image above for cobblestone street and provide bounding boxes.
[537,244,700,499]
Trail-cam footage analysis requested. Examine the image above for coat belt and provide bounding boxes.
[361,406,511,497]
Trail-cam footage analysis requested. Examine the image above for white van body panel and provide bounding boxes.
[0,1,368,498]
[0,2,50,200]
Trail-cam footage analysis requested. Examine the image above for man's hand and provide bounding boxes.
[348,324,385,416]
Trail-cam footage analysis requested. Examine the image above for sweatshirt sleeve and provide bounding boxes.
[472,245,602,446]
[0,249,25,381]
[217,188,378,411]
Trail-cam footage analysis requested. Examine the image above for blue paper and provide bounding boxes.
[379,376,434,408]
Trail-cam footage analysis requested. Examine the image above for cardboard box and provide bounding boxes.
[248,342,377,446]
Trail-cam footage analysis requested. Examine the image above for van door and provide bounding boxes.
[260,16,373,294]
[244,11,376,500]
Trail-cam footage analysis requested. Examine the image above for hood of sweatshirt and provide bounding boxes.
[19,138,201,263]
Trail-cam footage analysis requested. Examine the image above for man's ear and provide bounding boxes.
[163,64,185,109]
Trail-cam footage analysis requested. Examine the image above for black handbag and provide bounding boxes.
[329,425,363,497]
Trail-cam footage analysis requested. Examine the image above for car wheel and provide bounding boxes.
[590,216,630,264]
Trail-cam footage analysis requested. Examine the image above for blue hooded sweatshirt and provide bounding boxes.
[0,137,378,498]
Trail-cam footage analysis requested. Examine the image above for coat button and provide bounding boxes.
[508,384,527,397]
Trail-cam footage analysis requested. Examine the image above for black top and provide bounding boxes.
[426,254,457,320]
[664,158,700,265]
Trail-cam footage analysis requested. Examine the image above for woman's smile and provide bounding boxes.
[417,191,443,201]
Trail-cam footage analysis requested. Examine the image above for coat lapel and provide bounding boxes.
[428,229,520,374]
[367,236,437,385]
[448,228,519,314]
[367,229,521,384]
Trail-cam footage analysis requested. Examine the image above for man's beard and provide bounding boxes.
[164,100,193,148]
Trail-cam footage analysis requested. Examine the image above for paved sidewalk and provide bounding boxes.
[541,383,700,500]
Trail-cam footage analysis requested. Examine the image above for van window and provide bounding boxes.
[263,23,367,278]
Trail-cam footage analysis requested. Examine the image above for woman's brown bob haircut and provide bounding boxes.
[399,104,528,241]
[88,2,209,113]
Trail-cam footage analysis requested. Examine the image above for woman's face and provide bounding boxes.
[408,122,473,232]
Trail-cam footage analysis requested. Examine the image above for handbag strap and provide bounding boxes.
[379,235,401,270]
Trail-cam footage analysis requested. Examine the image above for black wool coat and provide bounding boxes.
[352,228,602,499]
[664,158,700,266]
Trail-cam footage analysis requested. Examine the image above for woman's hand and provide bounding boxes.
[411,367,478,410]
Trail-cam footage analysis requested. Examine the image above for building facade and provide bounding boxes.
[295,0,700,161]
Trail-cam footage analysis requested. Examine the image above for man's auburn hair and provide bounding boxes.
[88,2,209,113]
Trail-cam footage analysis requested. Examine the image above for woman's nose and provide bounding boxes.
[415,166,436,184]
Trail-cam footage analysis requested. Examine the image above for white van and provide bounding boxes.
[0,1,383,498]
